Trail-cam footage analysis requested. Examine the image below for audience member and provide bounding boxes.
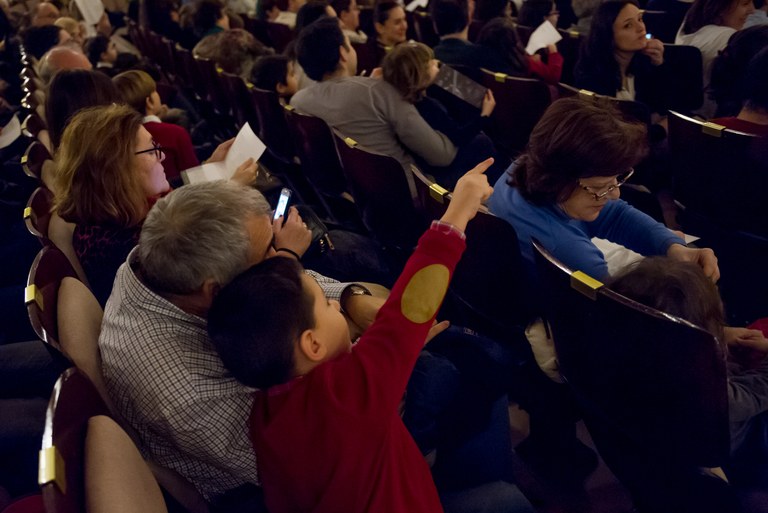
[488,97,719,290]
[609,257,768,492]
[192,28,271,79]
[54,16,84,47]
[476,17,563,83]
[574,0,667,109]
[296,0,337,33]
[373,0,407,47]
[192,0,230,41]
[569,0,602,33]
[676,0,755,116]
[745,0,768,26]
[83,34,119,75]
[112,70,200,183]
[250,54,299,101]
[710,25,768,117]
[332,0,368,43]
[518,0,560,27]
[291,17,457,184]
[711,45,768,134]
[469,0,514,39]
[431,0,507,71]
[30,2,59,27]
[38,45,92,84]
[22,24,69,59]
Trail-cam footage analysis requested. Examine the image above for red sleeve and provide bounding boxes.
[317,227,466,417]
[527,52,564,85]
[173,125,200,171]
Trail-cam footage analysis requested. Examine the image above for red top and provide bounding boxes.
[710,117,768,137]
[143,121,199,181]
[250,225,466,513]
[527,51,563,85]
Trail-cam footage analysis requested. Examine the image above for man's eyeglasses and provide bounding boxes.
[135,141,165,161]
[578,168,634,201]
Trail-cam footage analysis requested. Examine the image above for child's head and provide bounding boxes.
[250,55,299,97]
[208,257,351,389]
[83,34,116,66]
[608,257,725,343]
[382,41,438,103]
[113,70,160,115]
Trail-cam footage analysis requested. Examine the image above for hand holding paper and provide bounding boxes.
[525,20,562,56]
[181,123,267,185]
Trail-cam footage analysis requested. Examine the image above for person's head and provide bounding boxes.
[584,0,646,60]
[474,0,512,22]
[22,24,70,59]
[138,181,273,300]
[83,34,117,66]
[682,0,754,34]
[518,0,559,27]
[32,2,60,27]
[296,16,356,80]
[382,41,438,102]
[431,0,470,36]
[112,69,161,115]
[512,97,647,221]
[332,0,361,31]
[296,1,337,32]
[193,28,271,77]
[740,46,768,113]
[54,104,170,227]
[710,25,768,116]
[476,16,528,72]
[374,1,407,46]
[250,54,299,97]
[209,257,350,390]
[54,17,83,46]
[258,0,281,20]
[38,45,92,84]
[46,69,120,150]
[193,0,229,36]
[609,257,725,342]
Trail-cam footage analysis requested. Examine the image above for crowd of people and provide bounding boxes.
[0,0,767,512]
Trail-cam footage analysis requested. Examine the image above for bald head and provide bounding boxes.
[39,46,92,84]
[32,2,61,27]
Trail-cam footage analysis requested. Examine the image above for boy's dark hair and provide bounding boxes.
[742,46,768,112]
[208,257,316,390]
[710,26,768,116]
[431,0,469,36]
[22,25,62,60]
[193,0,225,36]
[296,1,331,32]
[331,0,353,14]
[608,257,725,343]
[296,16,346,81]
[250,54,291,92]
[83,34,110,66]
[474,0,510,22]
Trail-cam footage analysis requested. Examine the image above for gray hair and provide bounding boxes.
[138,181,272,295]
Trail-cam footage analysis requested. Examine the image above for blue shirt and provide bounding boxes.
[488,169,685,281]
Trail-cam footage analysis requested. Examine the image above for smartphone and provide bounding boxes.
[273,188,292,220]
[645,33,652,40]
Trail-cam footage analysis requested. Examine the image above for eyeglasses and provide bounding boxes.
[578,168,634,201]
[135,141,165,161]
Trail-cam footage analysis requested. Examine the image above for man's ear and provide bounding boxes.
[298,329,327,362]
[201,278,221,302]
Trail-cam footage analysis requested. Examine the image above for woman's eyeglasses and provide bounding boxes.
[578,168,634,201]
[135,141,165,161]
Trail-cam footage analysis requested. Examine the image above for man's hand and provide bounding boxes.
[666,243,720,282]
[425,320,450,345]
[440,158,494,232]
[344,294,386,338]
[273,206,311,258]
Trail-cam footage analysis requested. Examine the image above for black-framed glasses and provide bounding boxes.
[578,168,634,201]
[134,141,165,161]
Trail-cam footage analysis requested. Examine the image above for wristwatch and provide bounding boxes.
[346,285,372,297]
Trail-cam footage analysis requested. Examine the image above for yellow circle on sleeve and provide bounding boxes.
[400,264,450,324]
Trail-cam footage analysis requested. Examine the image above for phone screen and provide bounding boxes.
[273,188,292,220]
[645,33,652,40]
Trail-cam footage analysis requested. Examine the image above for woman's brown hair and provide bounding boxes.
[54,104,149,227]
[512,97,648,204]
[112,70,157,115]
[382,42,434,103]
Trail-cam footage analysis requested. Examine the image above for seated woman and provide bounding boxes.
[487,97,718,292]
[381,41,504,187]
[574,0,666,107]
[711,46,768,135]
[518,0,560,28]
[53,104,258,306]
[192,28,271,80]
[609,257,768,493]
[358,0,408,73]
[476,17,563,84]
[675,0,755,116]
[332,0,367,44]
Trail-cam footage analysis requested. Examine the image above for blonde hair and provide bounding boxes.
[54,104,149,227]
[382,42,434,103]
[112,70,157,115]
[54,17,81,39]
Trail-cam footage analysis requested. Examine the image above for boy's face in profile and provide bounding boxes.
[301,273,352,359]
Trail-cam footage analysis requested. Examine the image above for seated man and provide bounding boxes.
[711,46,768,136]
[431,0,506,71]
[99,181,382,507]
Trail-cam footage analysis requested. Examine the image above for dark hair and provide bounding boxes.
[331,0,353,14]
[374,0,401,24]
[22,25,62,59]
[474,0,510,22]
[682,0,742,34]
[46,69,122,150]
[251,54,291,92]
[431,0,469,36]
[741,46,768,112]
[208,257,315,390]
[512,97,648,204]
[83,34,110,67]
[296,16,346,81]
[755,0,766,9]
[710,26,768,116]
[193,0,224,37]
[296,1,331,32]
[258,0,280,20]
[518,0,554,26]
[476,17,528,74]
[609,257,725,343]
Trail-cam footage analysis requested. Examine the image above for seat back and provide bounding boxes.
[23,186,54,243]
[332,131,427,248]
[479,69,552,157]
[219,71,253,129]
[556,29,584,85]
[410,164,451,221]
[662,44,703,114]
[248,87,295,163]
[266,21,294,53]
[556,83,652,125]
[641,10,678,43]
[411,10,439,47]
[532,240,738,512]
[21,140,52,184]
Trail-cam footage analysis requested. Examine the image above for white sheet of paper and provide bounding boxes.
[181,123,266,185]
[73,0,105,27]
[405,0,429,12]
[525,20,562,55]
[0,113,21,149]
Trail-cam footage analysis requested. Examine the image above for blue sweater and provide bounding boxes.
[488,170,685,281]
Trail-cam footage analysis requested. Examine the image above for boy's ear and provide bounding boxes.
[276,82,289,95]
[298,329,327,362]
